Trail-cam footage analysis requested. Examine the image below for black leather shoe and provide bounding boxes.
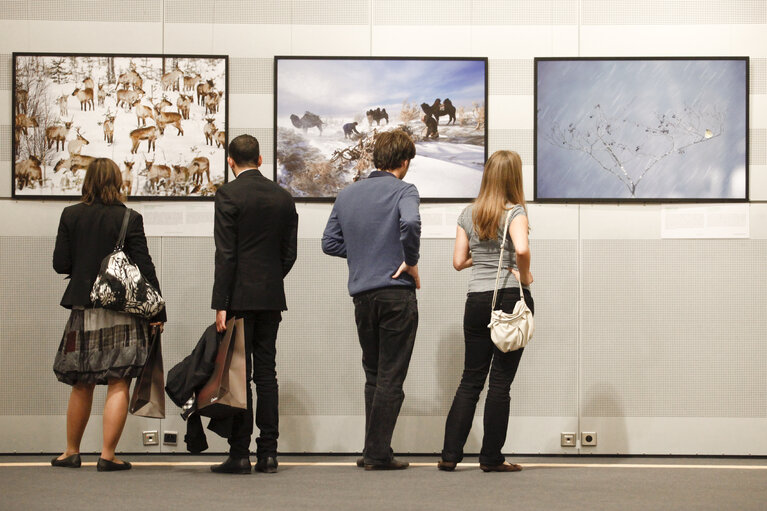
[96,457,132,472]
[437,460,457,471]
[51,453,81,468]
[356,457,365,468]
[210,456,251,474]
[255,456,278,473]
[364,458,409,471]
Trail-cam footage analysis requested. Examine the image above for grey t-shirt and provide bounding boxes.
[458,204,529,294]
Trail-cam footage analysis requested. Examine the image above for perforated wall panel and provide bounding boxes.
[489,59,534,96]
[0,0,29,19]
[0,54,10,91]
[228,128,273,164]
[0,236,577,420]
[372,0,472,25]
[0,237,71,415]
[583,0,767,25]
[372,0,578,25]
[164,0,367,25]
[752,58,766,96]
[488,129,533,164]
[229,58,272,95]
[24,0,161,22]
[753,129,766,167]
[292,0,369,25]
[581,240,767,418]
[159,236,215,417]
[0,236,161,416]
[471,0,579,25]
[0,126,10,162]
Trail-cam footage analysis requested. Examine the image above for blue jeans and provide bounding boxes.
[441,288,533,466]
[352,287,418,465]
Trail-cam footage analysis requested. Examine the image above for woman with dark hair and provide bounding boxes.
[51,158,166,472]
[439,150,533,473]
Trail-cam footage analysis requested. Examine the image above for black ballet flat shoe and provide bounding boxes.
[255,456,278,474]
[96,457,132,472]
[437,460,457,471]
[51,453,81,468]
[210,456,251,474]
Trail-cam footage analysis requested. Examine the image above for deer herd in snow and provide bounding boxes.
[15,61,224,194]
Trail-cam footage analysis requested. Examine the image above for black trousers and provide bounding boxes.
[352,287,418,464]
[228,310,282,459]
[441,288,534,466]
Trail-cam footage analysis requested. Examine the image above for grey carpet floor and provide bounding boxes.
[2,455,767,510]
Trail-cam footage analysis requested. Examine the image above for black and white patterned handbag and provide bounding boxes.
[90,209,165,319]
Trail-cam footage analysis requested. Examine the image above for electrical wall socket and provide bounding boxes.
[561,433,576,447]
[163,431,178,446]
[581,432,598,446]
[142,430,159,446]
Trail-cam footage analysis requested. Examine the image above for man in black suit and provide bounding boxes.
[210,135,298,474]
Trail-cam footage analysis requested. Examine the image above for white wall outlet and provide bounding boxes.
[142,430,159,446]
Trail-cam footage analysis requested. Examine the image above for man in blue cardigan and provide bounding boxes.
[322,129,421,470]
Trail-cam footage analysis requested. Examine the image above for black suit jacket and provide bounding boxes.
[52,199,167,323]
[212,168,298,311]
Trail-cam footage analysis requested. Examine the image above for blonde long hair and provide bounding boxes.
[472,150,526,240]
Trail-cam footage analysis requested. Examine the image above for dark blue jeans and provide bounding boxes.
[228,310,282,460]
[442,288,533,466]
[353,287,418,465]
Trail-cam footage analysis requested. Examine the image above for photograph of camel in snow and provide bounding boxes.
[535,58,748,201]
[275,57,487,200]
[13,53,227,199]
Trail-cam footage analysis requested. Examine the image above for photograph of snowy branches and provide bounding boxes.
[13,53,228,199]
[535,58,748,201]
[275,57,487,200]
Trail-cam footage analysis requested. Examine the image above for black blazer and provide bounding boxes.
[52,199,167,323]
[212,168,298,311]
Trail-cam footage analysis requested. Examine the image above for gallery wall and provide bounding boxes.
[0,0,766,455]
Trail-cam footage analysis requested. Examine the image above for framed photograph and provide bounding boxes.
[275,56,488,201]
[12,53,228,199]
[535,57,749,202]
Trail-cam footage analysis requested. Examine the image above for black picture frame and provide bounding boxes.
[274,56,488,202]
[534,56,749,203]
[12,52,229,200]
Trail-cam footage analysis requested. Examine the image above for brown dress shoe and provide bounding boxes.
[356,458,365,468]
[364,458,409,470]
[480,462,522,472]
[437,460,457,471]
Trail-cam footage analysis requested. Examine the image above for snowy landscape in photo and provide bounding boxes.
[13,54,227,199]
[275,58,487,199]
[535,58,748,201]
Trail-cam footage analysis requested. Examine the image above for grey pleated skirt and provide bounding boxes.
[53,307,151,385]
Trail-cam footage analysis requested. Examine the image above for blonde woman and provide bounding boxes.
[51,158,166,471]
[439,150,533,473]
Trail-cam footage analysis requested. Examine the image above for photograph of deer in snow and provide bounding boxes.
[12,53,228,199]
[274,56,487,201]
[535,57,748,202]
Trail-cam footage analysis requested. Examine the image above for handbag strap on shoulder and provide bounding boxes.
[116,208,131,250]
[491,208,525,312]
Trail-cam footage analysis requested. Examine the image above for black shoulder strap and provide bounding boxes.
[116,208,131,250]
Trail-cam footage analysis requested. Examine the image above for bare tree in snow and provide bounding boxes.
[542,102,725,197]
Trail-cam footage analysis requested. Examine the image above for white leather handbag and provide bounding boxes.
[487,209,534,352]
